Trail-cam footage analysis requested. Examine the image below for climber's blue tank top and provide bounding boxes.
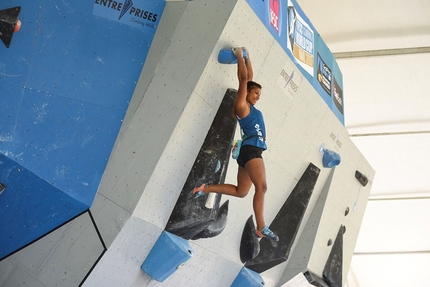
[237,104,267,150]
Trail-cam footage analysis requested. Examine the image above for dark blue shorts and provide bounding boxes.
[237,145,264,167]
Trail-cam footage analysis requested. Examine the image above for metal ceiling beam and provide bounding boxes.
[349,130,430,137]
[369,195,430,201]
[333,46,430,59]
[354,250,430,255]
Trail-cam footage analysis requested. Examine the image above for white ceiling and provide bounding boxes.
[296,1,430,286]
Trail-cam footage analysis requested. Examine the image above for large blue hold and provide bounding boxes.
[218,48,248,64]
[230,267,265,287]
[141,231,193,282]
[322,149,341,168]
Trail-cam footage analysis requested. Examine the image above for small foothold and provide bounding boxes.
[355,170,368,187]
[0,182,6,194]
[14,19,21,32]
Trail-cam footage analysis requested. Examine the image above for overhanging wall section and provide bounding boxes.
[84,0,375,286]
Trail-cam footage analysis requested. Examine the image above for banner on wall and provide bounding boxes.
[314,33,334,108]
[285,0,314,77]
[246,0,344,125]
[331,60,344,120]
[93,0,165,31]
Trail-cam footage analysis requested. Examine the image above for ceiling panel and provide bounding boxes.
[351,135,430,196]
[297,0,430,52]
[296,1,430,286]
[337,54,430,135]
[355,198,430,252]
[350,253,430,287]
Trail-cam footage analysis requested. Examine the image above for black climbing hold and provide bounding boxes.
[322,225,344,287]
[355,170,368,187]
[165,89,237,240]
[245,163,321,273]
[303,270,330,287]
[0,182,6,194]
[0,6,21,48]
[240,215,260,263]
[191,200,229,240]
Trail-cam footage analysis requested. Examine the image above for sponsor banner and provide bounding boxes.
[316,53,331,96]
[268,0,282,36]
[246,0,315,79]
[314,34,333,108]
[331,60,345,124]
[93,0,165,31]
[246,0,345,125]
[286,0,314,76]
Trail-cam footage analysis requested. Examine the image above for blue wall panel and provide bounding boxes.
[27,1,151,110]
[1,88,121,204]
[0,0,165,258]
[0,153,88,259]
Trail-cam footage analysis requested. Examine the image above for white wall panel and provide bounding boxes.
[82,217,162,287]
[86,0,375,286]
[133,89,215,228]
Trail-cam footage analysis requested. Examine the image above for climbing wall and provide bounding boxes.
[0,0,165,285]
[0,0,374,286]
[83,0,374,287]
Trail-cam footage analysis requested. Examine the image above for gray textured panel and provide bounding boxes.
[162,0,237,89]
[0,221,71,281]
[0,259,14,286]
[279,168,335,285]
[90,193,131,248]
[121,1,189,130]
[0,212,104,287]
[99,72,195,210]
[82,217,163,287]
[1,265,45,287]
[36,213,104,287]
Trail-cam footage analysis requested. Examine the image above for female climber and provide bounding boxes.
[192,47,278,241]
